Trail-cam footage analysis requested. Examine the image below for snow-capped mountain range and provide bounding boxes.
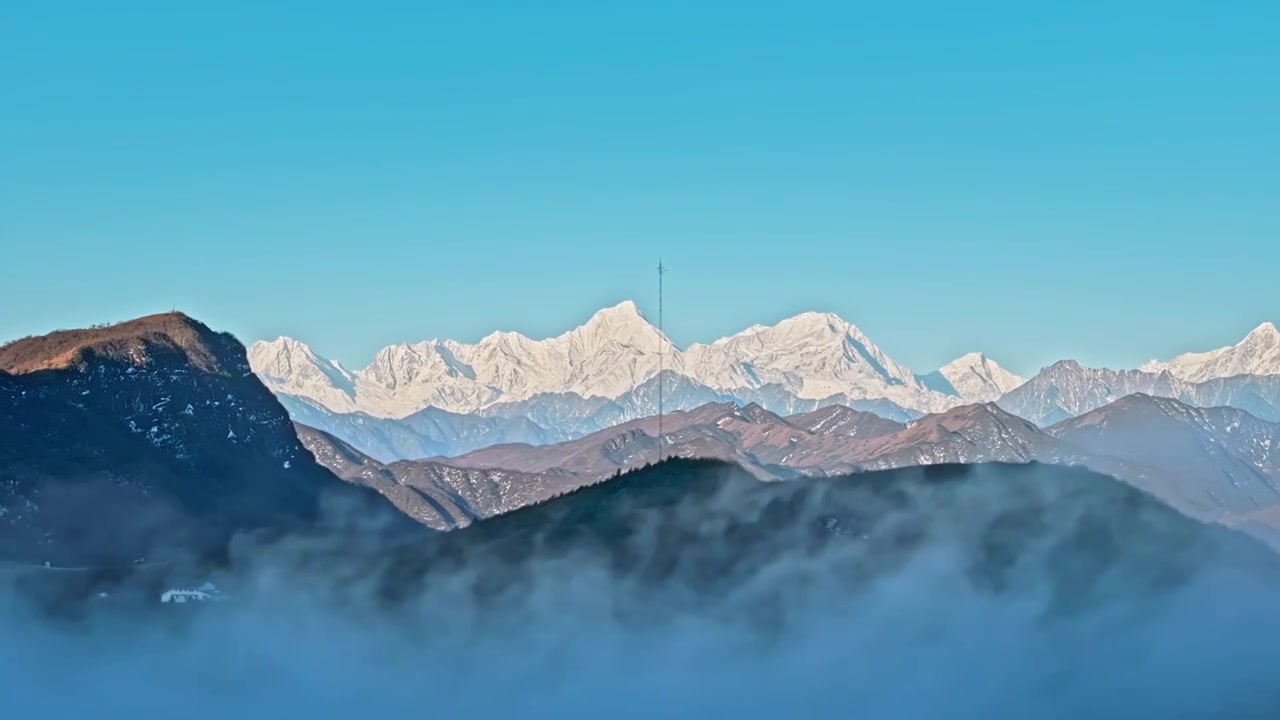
[250,301,1017,420]
[1140,322,1280,383]
[250,302,1280,460]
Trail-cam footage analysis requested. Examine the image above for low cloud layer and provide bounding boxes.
[5,462,1280,719]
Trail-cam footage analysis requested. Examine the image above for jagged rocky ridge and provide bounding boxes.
[998,359,1280,427]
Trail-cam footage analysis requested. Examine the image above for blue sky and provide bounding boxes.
[2,1,1277,376]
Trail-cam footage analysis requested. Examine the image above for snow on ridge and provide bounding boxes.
[248,301,988,419]
[937,352,1026,403]
[1142,322,1280,383]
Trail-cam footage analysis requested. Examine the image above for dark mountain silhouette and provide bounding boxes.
[0,312,395,565]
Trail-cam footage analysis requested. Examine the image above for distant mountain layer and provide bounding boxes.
[7,308,1280,570]
[296,424,582,530]
[281,371,928,463]
[250,303,1280,461]
[440,401,1053,483]
[355,395,1280,547]
[998,360,1280,426]
[997,324,1280,426]
[0,313,398,565]
[1047,396,1280,535]
[249,301,1023,421]
[1141,322,1280,382]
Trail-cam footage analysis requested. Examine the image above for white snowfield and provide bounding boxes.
[248,301,1025,419]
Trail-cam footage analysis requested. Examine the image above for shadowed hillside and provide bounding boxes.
[0,313,402,566]
[373,459,1280,621]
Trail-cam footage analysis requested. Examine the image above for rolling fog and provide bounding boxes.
[5,463,1280,719]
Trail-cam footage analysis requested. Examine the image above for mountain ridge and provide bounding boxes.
[251,306,1280,460]
[395,393,1280,547]
[249,302,1022,421]
[1000,359,1280,426]
[1141,322,1280,382]
[0,312,404,565]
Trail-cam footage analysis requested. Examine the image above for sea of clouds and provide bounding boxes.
[4,463,1280,719]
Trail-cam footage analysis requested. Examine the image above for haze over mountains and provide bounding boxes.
[18,459,1280,718]
[250,301,1280,460]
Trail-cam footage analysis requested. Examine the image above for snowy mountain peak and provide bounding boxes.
[252,335,312,359]
[260,335,307,354]
[933,352,1026,403]
[248,337,359,413]
[248,303,969,419]
[1045,359,1085,373]
[682,311,958,413]
[1144,322,1280,383]
[574,300,664,347]
[248,337,350,379]
[714,323,770,343]
[473,329,533,353]
[1245,321,1280,343]
[1137,358,1170,373]
[591,299,647,322]
[773,311,856,337]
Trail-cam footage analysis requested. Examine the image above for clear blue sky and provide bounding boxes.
[2,1,1277,376]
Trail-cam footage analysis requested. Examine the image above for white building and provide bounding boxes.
[159,582,224,604]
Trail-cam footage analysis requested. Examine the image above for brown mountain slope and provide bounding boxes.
[428,396,1280,547]
[0,313,396,565]
[296,423,592,527]
[0,312,231,375]
[439,403,790,476]
[446,401,1049,479]
[849,403,1055,470]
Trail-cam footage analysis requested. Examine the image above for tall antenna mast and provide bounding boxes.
[657,259,667,463]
